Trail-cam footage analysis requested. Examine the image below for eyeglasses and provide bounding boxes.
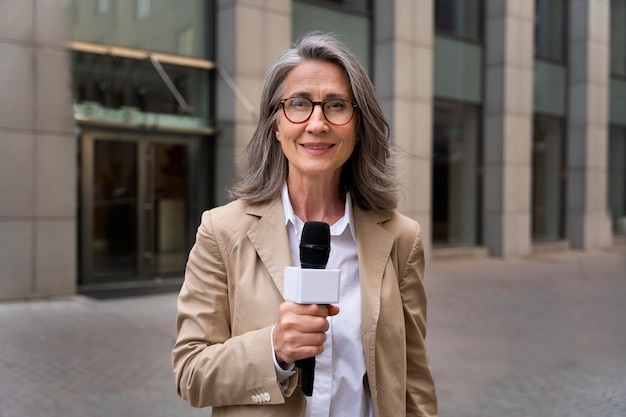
[279,97,358,126]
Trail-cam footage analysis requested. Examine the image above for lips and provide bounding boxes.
[301,143,334,150]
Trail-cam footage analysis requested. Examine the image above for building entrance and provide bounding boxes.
[80,130,199,289]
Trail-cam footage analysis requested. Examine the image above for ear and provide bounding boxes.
[274,120,282,141]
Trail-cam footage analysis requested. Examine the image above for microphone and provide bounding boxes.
[299,221,331,269]
[295,221,330,396]
[284,222,339,306]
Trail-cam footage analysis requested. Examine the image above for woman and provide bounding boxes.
[172,32,438,417]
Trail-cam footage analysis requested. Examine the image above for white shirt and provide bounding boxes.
[274,184,374,417]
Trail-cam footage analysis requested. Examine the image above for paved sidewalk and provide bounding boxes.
[0,248,625,417]
[427,248,626,417]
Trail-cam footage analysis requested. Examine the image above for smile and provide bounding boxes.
[302,144,333,150]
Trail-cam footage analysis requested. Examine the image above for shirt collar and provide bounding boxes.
[280,183,355,239]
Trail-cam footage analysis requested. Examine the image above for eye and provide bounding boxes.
[325,99,347,111]
[289,97,310,109]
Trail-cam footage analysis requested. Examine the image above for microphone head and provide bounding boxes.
[300,221,330,269]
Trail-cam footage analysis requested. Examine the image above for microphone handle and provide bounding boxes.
[296,357,315,396]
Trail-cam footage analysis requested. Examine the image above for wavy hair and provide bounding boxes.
[230,32,398,211]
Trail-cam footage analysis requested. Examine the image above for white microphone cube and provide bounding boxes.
[283,267,341,304]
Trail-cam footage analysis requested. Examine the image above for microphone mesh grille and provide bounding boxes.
[299,221,330,268]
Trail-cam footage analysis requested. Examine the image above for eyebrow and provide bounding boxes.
[286,92,352,101]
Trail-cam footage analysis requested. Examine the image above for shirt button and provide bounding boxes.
[251,394,259,403]
[263,392,270,401]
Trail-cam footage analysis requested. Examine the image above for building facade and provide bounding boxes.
[0,0,624,300]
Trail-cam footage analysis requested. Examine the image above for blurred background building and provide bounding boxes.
[0,0,624,300]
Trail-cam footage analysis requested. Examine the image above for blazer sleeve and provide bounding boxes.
[400,223,438,416]
[171,210,292,408]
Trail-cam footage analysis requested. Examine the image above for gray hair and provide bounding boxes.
[229,32,398,211]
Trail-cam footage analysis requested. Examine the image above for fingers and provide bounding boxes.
[273,302,339,365]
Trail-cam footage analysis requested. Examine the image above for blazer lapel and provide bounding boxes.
[353,206,394,372]
[243,198,395,315]
[246,198,293,298]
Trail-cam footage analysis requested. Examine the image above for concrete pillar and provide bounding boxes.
[373,0,434,258]
[214,0,292,205]
[566,0,613,249]
[0,0,76,299]
[483,0,535,257]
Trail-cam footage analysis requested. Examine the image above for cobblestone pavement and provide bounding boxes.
[0,248,624,417]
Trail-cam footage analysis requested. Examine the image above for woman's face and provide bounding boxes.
[274,60,357,185]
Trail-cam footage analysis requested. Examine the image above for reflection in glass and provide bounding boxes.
[149,143,189,275]
[67,0,206,58]
[532,116,564,241]
[71,51,209,128]
[96,0,111,15]
[89,139,191,280]
[92,140,138,278]
[609,127,626,234]
[432,101,480,246]
[136,0,150,20]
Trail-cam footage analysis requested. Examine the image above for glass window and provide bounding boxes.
[293,0,371,71]
[92,140,138,278]
[535,0,565,62]
[435,0,483,40]
[611,0,626,76]
[96,0,111,15]
[434,35,482,103]
[72,52,210,129]
[312,0,369,11]
[67,0,207,59]
[136,0,150,20]
[610,78,626,125]
[432,101,481,246]
[177,27,195,57]
[534,60,566,116]
[609,127,626,234]
[532,116,565,241]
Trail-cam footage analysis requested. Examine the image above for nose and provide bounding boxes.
[306,103,329,132]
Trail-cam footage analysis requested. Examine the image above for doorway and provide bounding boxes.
[80,130,199,287]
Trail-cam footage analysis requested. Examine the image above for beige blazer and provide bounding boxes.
[172,197,437,417]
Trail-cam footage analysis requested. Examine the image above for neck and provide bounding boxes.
[287,175,345,225]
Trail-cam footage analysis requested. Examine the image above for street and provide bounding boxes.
[1,248,625,416]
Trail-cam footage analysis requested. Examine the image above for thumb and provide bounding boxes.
[327,304,340,316]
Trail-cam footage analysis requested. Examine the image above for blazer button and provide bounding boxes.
[251,393,270,403]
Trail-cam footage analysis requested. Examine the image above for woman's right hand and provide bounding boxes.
[272,301,340,366]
